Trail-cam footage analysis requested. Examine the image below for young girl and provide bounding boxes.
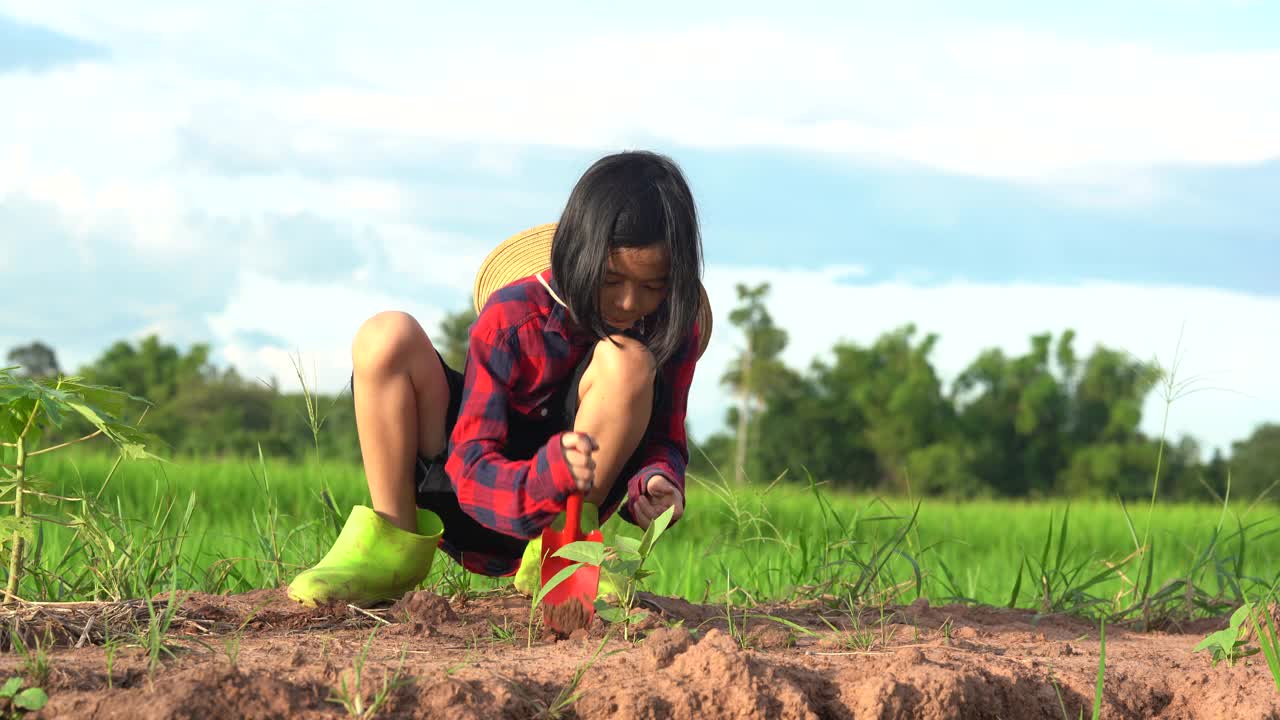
[288,150,708,607]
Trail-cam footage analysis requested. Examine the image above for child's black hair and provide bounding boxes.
[550,150,703,367]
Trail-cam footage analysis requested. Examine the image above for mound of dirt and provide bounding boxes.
[84,666,330,719]
[578,628,824,719]
[390,590,458,630]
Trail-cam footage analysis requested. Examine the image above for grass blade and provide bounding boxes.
[1093,621,1106,719]
[1253,604,1280,693]
[1007,558,1025,609]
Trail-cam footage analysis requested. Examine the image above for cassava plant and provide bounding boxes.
[552,506,677,642]
[0,366,160,603]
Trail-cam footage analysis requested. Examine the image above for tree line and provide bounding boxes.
[695,283,1276,502]
[6,287,1277,502]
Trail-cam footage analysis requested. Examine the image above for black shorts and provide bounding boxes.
[351,342,656,573]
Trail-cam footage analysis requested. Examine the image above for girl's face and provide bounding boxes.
[600,245,670,330]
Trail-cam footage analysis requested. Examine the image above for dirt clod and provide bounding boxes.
[391,590,458,627]
[542,599,592,636]
[643,625,694,670]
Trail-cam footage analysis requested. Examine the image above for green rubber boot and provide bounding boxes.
[513,503,621,600]
[287,505,444,608]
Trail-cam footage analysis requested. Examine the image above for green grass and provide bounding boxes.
[8,449,1279,623]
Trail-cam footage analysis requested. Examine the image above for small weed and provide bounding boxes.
[1195,603,1259,667]
[500,631,617,720]
[0,676,47,718]
[327,627,409,719]
[1048,622,1106,720]
[444,650,480,678]
[542,633,614,719]
[818,611,877,652]
[102,626,119,690]
[721,569,750,648]
[489,617,517,644]
[1251,601,1280,692]
[224,600,270,670]
[137,586,186,683]
[9,630,52,689]
[434,560,476,603]
[1092,621,1106,720]
[223,634,243,670]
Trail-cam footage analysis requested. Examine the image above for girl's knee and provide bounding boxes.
[588,335,656,391]
[352,311,429,374]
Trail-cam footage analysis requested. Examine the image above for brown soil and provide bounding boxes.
[2,590,1277,719]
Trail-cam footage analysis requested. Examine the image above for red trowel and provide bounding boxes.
[539,492,603,634]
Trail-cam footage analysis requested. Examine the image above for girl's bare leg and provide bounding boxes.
[573,335,656,506]
[350,311,451,533]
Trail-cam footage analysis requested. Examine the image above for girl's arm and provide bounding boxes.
[618,326,699,526]
[444,322,579,540]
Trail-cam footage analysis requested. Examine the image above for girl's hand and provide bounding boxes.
[560,431,598,493]
[632,474,684,529]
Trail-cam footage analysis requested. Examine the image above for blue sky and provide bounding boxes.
[1,2,1277,458]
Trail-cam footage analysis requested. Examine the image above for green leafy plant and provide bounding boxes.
[0,367,159,602]
[0,676,47,718]
[1195,602,1260,667]
[529,505,677,646]
[593,505,677,642]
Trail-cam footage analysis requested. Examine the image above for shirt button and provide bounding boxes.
[540,408,549,417]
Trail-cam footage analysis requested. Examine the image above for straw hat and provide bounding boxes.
[473,222,712,359]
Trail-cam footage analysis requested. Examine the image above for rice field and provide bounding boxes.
[16,449,1279,623]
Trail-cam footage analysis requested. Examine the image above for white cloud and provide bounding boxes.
[206,271,449,391]
[7,9,1277,199]
[256,25,1280,186]
[198,262,1277,460]
[693,267,1279,456]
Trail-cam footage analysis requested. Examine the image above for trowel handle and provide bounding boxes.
[565,492,582,539]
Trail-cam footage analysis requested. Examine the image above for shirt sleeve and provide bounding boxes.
[444,319,579,540]
[618,326,699,527]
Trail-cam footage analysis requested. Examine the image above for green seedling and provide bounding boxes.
[0,676,47,718]
[1195,602,1259,667]
[590,505,677,642]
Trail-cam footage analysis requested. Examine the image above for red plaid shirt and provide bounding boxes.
[444,271,698,574]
